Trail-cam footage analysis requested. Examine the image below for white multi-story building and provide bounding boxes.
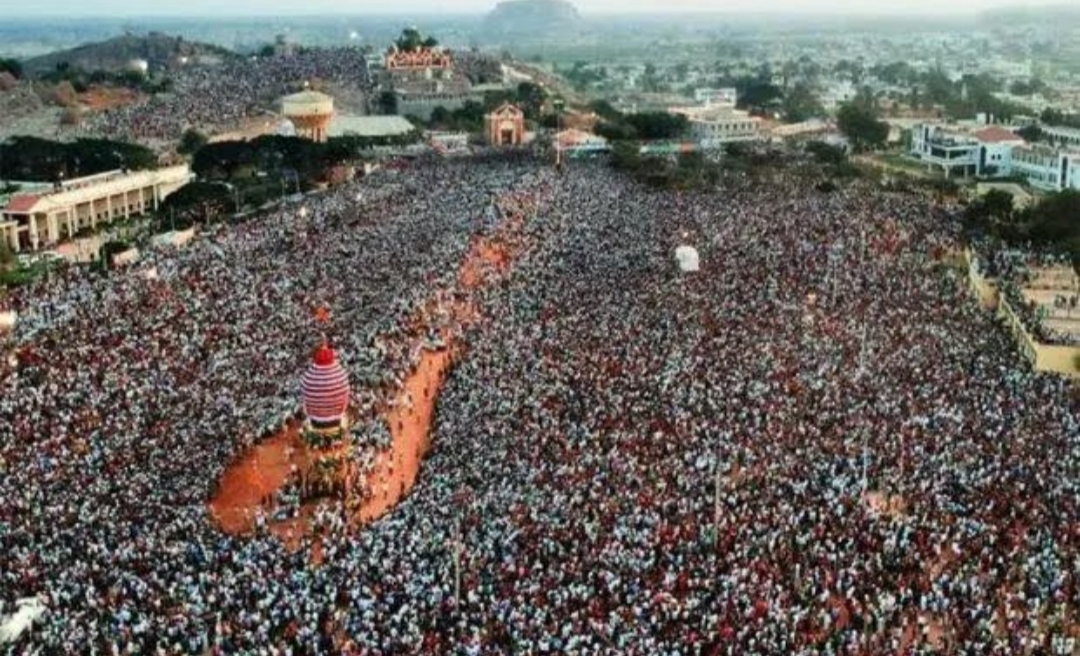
[909,123,1024,178]
[0,166,192,252]
[1010,145,1080,192]
[909,121,1080,191]
[671,105,762,148]
[1040,125,1080,149]
[692,87,738,107]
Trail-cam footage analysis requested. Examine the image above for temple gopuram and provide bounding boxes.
[380,27,492,121]
[384,45,452,72]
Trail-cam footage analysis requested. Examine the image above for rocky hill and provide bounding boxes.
[482,0,583,39]
[23,32,237,76]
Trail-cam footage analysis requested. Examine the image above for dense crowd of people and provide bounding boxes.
[973,245,1080,345]
[83,48,376,142]
[2,153,1079,655]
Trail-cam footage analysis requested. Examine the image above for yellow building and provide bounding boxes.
[0,165,192,252]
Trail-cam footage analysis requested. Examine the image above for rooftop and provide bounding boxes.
[973,126,1023,144]
[2,166,192,215]
[327,115,416,138]
[281,90,334,104]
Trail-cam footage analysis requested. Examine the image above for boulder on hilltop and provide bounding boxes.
[482,0,583,38]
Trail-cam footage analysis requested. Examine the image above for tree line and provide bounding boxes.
[159,132,421,227]
[0,136,158,182]
[591,101,690,142]
[966,189,1080,264]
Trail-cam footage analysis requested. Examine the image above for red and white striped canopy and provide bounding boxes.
[301,345,350,424]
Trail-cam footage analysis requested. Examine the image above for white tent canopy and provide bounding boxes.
[0,597,46,645]
[675,245,700,273]
[277,119,297,137]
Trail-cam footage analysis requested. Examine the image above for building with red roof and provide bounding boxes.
[0,165,192,253]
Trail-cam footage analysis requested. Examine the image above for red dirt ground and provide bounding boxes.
[208,426,303,535]
[80,86,140,111]
[208,192,537,551]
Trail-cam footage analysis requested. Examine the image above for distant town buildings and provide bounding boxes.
[692,87,738,106]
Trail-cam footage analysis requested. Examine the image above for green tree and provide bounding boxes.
[595,121,638,142]
[805,141,847,166]
[735,75,783,114]
[100,240,132,268]
[965,189,1018,239]
[1024,190,1080,259]
[178,128,208,156]
[1009,79,1046,96]
[610,141,642,172]
[837,103,889,153]
[191,141,257,180]
[395,27,435,52]
[378,91,399,116]
[1016,125,1042,143]
[623,112,689,140]
[781,82,824,123]
[0,136,155,181]
[429,106,452,127]
[514,82,547,120]
[589,100,622,122]
[159,182,233,227]
[0,58,22,79]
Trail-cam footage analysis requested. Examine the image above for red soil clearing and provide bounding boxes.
[208,190,540,551]
[209,427,301,535]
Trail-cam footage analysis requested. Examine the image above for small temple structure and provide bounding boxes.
[484,103,526,147]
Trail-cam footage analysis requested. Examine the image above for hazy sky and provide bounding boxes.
[6,0,1052,17]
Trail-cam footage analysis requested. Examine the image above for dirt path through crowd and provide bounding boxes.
[209,185,539,550]
[208,426,304,535]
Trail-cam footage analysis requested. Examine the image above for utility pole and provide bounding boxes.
[859,324,868,492]
[553,98,565,170]
[453,512,462,611]
[714,454,722,533]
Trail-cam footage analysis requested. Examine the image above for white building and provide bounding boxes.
[1040,125,1080,149]
[910,121,1080,191]
[692,87,738,107]
[327,115,416,139]
[1010,145,1080,192]
[671,105,762,149]
[909,123,1024,178]
[0,165,192,252]
[822,81,858,111]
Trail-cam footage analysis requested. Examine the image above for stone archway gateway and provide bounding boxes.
[484,103,525,147]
